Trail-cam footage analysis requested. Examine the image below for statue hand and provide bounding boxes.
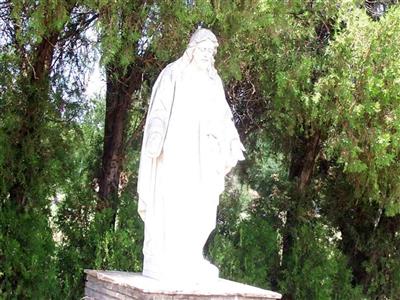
[231,139,245,161]
[224,139,245,174]
[146,133,163,158]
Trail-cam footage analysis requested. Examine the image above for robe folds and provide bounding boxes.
[137,54,244,281]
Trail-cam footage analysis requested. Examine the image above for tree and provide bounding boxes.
[0,1,97,297]
[205,1,400,298]
[238,1,400,298]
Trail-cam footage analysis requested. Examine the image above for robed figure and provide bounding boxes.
[137,29,245,284]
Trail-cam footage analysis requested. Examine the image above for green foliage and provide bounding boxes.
[207,172,279,289]
[2,0,400,299]
[241,136,361,298]
[56,198,143,299]
[54,96,144,298]
[95,0,149,68]
[150,1,215,64]
[10,0,70,46]
[211,212,280,289]
[364,252,400,299]
[280,222,363,300]
[93,197,143,272]
[231,2,400,298]
[55,184,98,298]
[0,206,60,299]
[0,1,90,297]
[320,5,400,210]
[52,97,103,299]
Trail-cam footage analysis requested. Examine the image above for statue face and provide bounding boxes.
[191,39,216,70]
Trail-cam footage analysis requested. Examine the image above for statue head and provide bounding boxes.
[188,28,219,52]
[184,28,219,72]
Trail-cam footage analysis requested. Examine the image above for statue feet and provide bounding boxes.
[197,258,219,281]
[143,255,219,286]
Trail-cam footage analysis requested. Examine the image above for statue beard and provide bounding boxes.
[183,48,216,78]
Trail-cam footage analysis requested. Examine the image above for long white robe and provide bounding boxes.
[137,54,244,282]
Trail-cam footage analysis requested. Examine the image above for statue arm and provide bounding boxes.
[144,67,175,158]
[224,114,245,173]
[216,78,245,173]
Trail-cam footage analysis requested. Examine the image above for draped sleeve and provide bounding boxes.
[215,77,245,174]
[137,63,176,220]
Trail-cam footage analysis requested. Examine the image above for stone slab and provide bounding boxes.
[84,269,282,300]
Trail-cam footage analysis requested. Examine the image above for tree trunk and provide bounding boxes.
[9,32,59,208]
[281,131,321,300]
[97,62,143,227]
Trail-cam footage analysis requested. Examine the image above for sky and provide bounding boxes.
[85,60,106,99]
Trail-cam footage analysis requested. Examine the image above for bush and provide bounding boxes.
[279,222,363,300]
[0,206,60,299]
[55,184,143,299]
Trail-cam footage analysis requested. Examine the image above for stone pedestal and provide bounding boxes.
[84,270,282,300]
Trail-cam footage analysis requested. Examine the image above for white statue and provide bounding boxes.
[137,28,245,284]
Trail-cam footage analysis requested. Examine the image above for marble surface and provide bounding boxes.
[84,269,282,300]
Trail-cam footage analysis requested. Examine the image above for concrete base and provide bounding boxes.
[84,270,282,300]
